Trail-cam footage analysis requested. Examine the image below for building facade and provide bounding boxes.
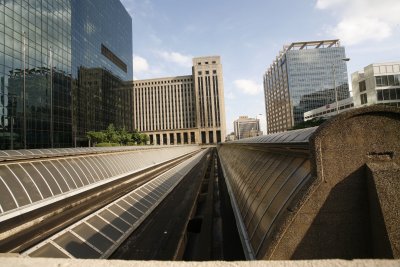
[263,40,349,134]
[352,62,400,108]
[132,56,226,145]
[233,116,262,140]
[0,0,133,149]
[304,97,354,121]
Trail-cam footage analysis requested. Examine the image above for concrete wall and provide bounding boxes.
[218,106,400,260]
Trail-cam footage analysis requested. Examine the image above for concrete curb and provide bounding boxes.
[0,256,400,267]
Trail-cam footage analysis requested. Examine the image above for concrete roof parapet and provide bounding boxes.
[0,256,399,267]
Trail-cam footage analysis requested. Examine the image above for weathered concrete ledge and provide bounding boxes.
[0,255,400,267]
[218,106,400,260]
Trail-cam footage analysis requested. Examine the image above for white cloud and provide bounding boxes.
[233,79,262,95]
[225,89,236,100]
[332,17,391,45]
[316,0,400,46]
[316,0,347,9]
[133,55,149,73]
[157,51,192,67]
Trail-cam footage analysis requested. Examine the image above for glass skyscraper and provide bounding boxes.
[263,40,349,134]
[0,0,132,149]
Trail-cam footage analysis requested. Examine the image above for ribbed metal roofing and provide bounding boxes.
[233,127,317,144]
[0,146,200,222]
[23,149,208,258]
[0,146,168,162]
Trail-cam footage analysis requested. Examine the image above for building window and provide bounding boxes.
[375,75,400,87]
[213,70,217,74]
[378,88,400,101]
[377,90,383,101]
[383,89,390,100]
[198,71,202,75]
[359,80,366,92]
[360,93,368,105]
[205,71,209,75]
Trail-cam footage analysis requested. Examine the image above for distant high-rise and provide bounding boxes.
[132,56,226,145]
[233,116,262,140]
[263,40,349,134]
[0,0,133,149]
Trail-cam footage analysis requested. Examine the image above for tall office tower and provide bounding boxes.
[233,116,262,140]
[132,56,226,145]
[263,40,349,134]
[0,0,133,149]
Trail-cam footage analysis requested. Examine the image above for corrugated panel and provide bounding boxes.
[234,127,317,144]
[0,146,200,222]
[23,148,208,259]
[218,138,312,259]
[0,145,175,162]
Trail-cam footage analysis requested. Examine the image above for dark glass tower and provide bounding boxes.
[71,0,133,146]
[0,0,133,149]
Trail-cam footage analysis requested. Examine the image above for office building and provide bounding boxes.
[304,97,354,121]
[0,0,133,149]
[233,116,262,140]
[263,39,350,134]
[352,62,400,108]
[132,56,226,145]
[305,61,400,121]
[225,132,236,142]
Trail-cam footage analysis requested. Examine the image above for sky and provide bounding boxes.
[120,0,400,134]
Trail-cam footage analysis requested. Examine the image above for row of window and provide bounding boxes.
[375,75,400,87]
[304,103,354,120]
[197,61,217,65]
[197,70,217,76]
[377,88,400,101]
[134,86,196,132]
[135,78,192,86]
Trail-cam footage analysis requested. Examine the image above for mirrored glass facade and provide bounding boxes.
[0,0,132,149]
[71,0,133,146]
[264,40,349,134]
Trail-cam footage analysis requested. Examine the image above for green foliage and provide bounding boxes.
[119,127,132,145]
[105,124,121,144]
[126,142,137,146]
[86,124,149,147]
[86,131,106,144]
[290,117,327,130]
[139,133,149,144]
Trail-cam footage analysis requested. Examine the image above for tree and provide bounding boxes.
[86,125,148,146]
[139,133,149,145]
[105,124,121,144]
[87,131,106,146]
[131,130,141,144]
[119,127,132,145]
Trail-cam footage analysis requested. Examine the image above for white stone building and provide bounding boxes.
[132,56,226,145]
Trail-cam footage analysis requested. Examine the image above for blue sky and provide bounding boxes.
[120,0,400,134]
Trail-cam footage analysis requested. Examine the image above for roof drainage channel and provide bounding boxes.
[22,149,208,259]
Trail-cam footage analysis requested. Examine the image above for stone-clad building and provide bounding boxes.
[132,56,226,145]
